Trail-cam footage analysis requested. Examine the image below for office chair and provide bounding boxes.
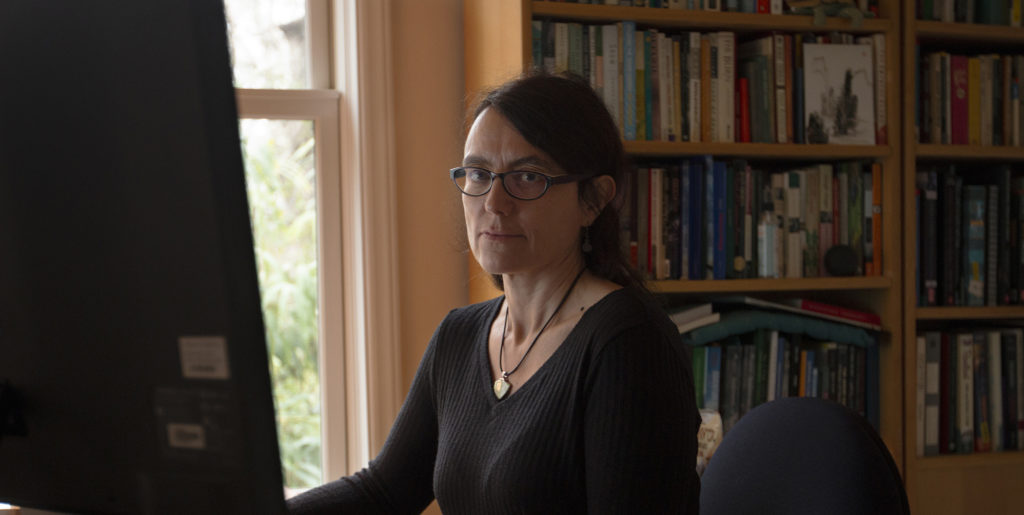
[700,397,909,515]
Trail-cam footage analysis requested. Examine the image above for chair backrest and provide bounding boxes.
[699,397,908,515]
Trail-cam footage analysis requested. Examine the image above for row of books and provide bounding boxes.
[917,51,1024,147]
[625,157,882,281]
[692,328,872,433]
[531,20,888,145]
[915,165,1024,307]
[550,0,880,14]
[916,328,1024,457]
[917,0,1024,26]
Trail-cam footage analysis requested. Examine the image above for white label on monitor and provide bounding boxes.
[167,422,206,450]
[178,336,231,380]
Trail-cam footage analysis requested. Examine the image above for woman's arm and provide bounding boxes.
[287,329,442,514]
[582,319,700,514]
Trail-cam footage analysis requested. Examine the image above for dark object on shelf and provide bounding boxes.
[825,245,859,276]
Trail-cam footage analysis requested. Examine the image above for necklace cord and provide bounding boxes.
[499,267,587,379]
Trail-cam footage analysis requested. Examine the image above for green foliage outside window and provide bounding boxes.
[241,120,322,489]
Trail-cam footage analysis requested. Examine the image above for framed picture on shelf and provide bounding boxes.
[803,43,876,145]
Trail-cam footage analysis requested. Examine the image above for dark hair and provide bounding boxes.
[471,69,644,291]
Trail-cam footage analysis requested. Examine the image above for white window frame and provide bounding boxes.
[234,0,401,482]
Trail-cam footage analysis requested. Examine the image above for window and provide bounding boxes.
[225,0,341,494]
[226,0,401,494]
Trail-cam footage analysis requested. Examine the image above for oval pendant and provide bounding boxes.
[493,378,511,400]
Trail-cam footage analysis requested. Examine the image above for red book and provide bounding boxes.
[757,0,770,14]
[950,54,969,145]
[739,77,751,142]
[787,299,883,327]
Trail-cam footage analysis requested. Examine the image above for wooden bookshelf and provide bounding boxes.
[465,0,903,479]
[902,6,1024,515]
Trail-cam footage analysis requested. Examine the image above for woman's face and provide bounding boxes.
[461,108,591,278]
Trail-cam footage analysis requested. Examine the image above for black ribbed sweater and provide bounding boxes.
[287,287,700,514]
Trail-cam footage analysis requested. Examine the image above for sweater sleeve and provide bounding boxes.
[582,318,701,514]
[287,326,442,515]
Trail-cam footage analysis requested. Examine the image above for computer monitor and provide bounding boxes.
[0,1,286,513]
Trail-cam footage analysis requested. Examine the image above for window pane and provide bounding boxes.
[240,119,322,490]
[225,0,308,89]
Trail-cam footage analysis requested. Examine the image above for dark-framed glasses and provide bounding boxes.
[449,166,588,201]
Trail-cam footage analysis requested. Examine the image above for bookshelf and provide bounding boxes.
[902,3,1024,514]
[465,0,903,477]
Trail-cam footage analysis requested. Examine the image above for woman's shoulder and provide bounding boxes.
[581,287,678,341]
[433,296,502,340]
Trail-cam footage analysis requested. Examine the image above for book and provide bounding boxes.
[668,303,713,327]
[963,184,987,306]
[802,43,876,145]
[988,330,1004,451]
[785,298,882,328]
[677,312,722,335]
[957,332,975,453]
[714,295,883,331]
[925,331,942,456]
[917,334,927,457]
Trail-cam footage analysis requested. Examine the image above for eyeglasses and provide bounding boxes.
[449,166,588,201]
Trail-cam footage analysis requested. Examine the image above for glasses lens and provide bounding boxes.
[505,171,547,200]
[456,168,492,195]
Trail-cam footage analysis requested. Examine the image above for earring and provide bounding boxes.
[582,226,593,253]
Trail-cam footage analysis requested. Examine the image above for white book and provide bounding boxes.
[677,312,721,335]
[717,31,735,143]
[554,23,569,74]
[771,0,783,14]
[667,303,713,326]
[588,26,598,92]
[989,330,1004,451]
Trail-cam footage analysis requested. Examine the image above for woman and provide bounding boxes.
[288,71,700,514]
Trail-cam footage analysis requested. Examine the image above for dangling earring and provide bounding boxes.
[582,225,593,253]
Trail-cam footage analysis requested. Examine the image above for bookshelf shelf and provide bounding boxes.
[913,20,1024,44]
[915,450,1024,471]
[902,4,1024,514]
[467,0,903,507]
[531,2,893,34]
[916,144,1024,161]
[625,141,891,159]
[650,276,892,294]
[915,306,1024,320]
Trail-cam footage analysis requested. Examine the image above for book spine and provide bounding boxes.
[622,21,637,141]
[958,333,975,453]
[917,335,927,456]
[873,33,887,144]
[988,331,1004,451]
[871,162,883,276]
[964,185,987,306]
[974,331,992,452]
[773,33,787,143]
[925,332,942,455]
[718,32,735,142]
[951,54,969,144]
[987,185,999,306]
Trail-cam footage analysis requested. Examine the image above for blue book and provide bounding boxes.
[680,160,691,280]
[963,185,987,306]
[704,155,716,279]
[622,21,636,141]
[689,158,705,280]
[713,160,728,280]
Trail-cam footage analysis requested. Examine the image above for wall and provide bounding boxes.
[391,1,467,398]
